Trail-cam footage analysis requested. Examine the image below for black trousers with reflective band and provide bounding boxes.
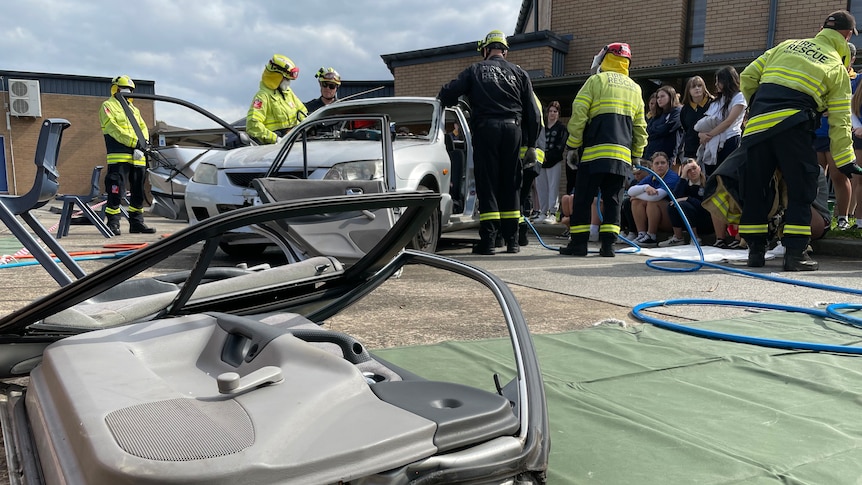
[472,119,522,242]
[570,164,624,244]
[105,162,146,213]
[740,123,817,250]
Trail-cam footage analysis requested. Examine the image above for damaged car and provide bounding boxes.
[0,183,549,484]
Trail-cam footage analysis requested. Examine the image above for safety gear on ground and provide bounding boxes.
[839,161,862,178]
[522,147,538,169]
[266,55,299,80]
[129,212,156,234]
[316,67,341,85]
[477,30,509,52]
[133,149,144,161]
[590,43,631,74]
[566,149,579,170]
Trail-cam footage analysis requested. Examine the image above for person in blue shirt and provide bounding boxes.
[627,151,681,246]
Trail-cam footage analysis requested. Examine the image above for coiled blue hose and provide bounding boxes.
[533,163,862,353]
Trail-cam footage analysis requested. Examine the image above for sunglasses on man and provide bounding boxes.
[321,83,339,89]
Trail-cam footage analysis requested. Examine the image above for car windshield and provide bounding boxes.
[316,100,437,141]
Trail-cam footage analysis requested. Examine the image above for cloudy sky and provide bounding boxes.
[2,0,522,126]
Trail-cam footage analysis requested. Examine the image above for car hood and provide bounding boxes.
[203,138,430,171]
[201,143,281,169]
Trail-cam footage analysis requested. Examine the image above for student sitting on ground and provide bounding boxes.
[659,159,714,246]
[628,152,681,246]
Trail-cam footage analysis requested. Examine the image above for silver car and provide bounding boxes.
[184,97,478,256]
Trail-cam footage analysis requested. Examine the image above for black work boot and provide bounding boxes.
[106,213,121,236]
[783,251,819,271]
[599,233,616,257]
[746,240,767,267]
[506,237,520,254]
[518,223,529,246]
[129,212,157,234]
[783,237,818,271]
[494,234,504,248]
[560,239,588,256]
[471,243,495,255]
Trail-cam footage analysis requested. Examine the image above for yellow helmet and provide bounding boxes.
[266,54,299,80]
[477,30,509,52]
[111,75,135,90]
[315,67,341,85]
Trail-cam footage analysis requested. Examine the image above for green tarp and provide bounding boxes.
[374,311,862,484]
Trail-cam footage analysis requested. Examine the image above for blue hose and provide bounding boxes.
[624,165,862,353]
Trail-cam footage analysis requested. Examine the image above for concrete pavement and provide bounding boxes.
[0,202,860,327]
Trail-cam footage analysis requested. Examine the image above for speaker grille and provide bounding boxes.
[105,398,254,461]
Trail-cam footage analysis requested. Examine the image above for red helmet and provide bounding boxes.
[605,43,632,59]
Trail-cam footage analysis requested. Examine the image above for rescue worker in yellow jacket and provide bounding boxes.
[739,10,862,271]
[246,54,307,144]
[518,93,546,247]
[100,75,155,235]
[561,43,648,257]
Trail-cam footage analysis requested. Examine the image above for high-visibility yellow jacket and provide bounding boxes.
[246,82,307,144]
[566,63,647,174]
[100,95,149,167]
[741,28,853,168]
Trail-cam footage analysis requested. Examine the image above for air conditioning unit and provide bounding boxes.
[8,79,42,117]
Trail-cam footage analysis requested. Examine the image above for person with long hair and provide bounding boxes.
[680,76,714,164]
[628,151,681,246]
[658,159,714,246]
[696,66,746,177]
[644,85,683,163]
[534,101,566,224]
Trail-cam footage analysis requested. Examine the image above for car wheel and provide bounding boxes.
[408,185,440,253]
[218,242,269,258]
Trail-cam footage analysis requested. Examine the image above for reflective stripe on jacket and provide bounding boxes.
[246,82,307,144]
[741,28,853,168]
[100,96,148,166]
[566,71,648,166]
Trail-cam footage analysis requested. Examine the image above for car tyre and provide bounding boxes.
[408,185,440,253]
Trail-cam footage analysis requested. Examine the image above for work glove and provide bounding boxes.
[522,147,538,169]
[566,149,580,171]
[839,161,862,178]
[276,136,283,143]
[133,149,145,161]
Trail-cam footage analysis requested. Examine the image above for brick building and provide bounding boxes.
[383,0,860,113]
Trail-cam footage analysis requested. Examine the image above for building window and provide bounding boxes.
[686,0,707,62]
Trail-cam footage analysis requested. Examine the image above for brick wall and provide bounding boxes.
[551,0,689,74]
[1,94,154,196]
[394,47,552,97]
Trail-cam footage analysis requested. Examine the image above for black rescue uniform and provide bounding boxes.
[438,54,541,251]
[739,27,853,267]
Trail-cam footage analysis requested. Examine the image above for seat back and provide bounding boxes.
[5,119,70,214]
[87,165,104,199]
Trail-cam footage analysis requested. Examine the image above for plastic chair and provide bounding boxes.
[0,119,85,286]
[56,165,115,239]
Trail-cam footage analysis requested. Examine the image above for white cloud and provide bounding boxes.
[1,0,522,126]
